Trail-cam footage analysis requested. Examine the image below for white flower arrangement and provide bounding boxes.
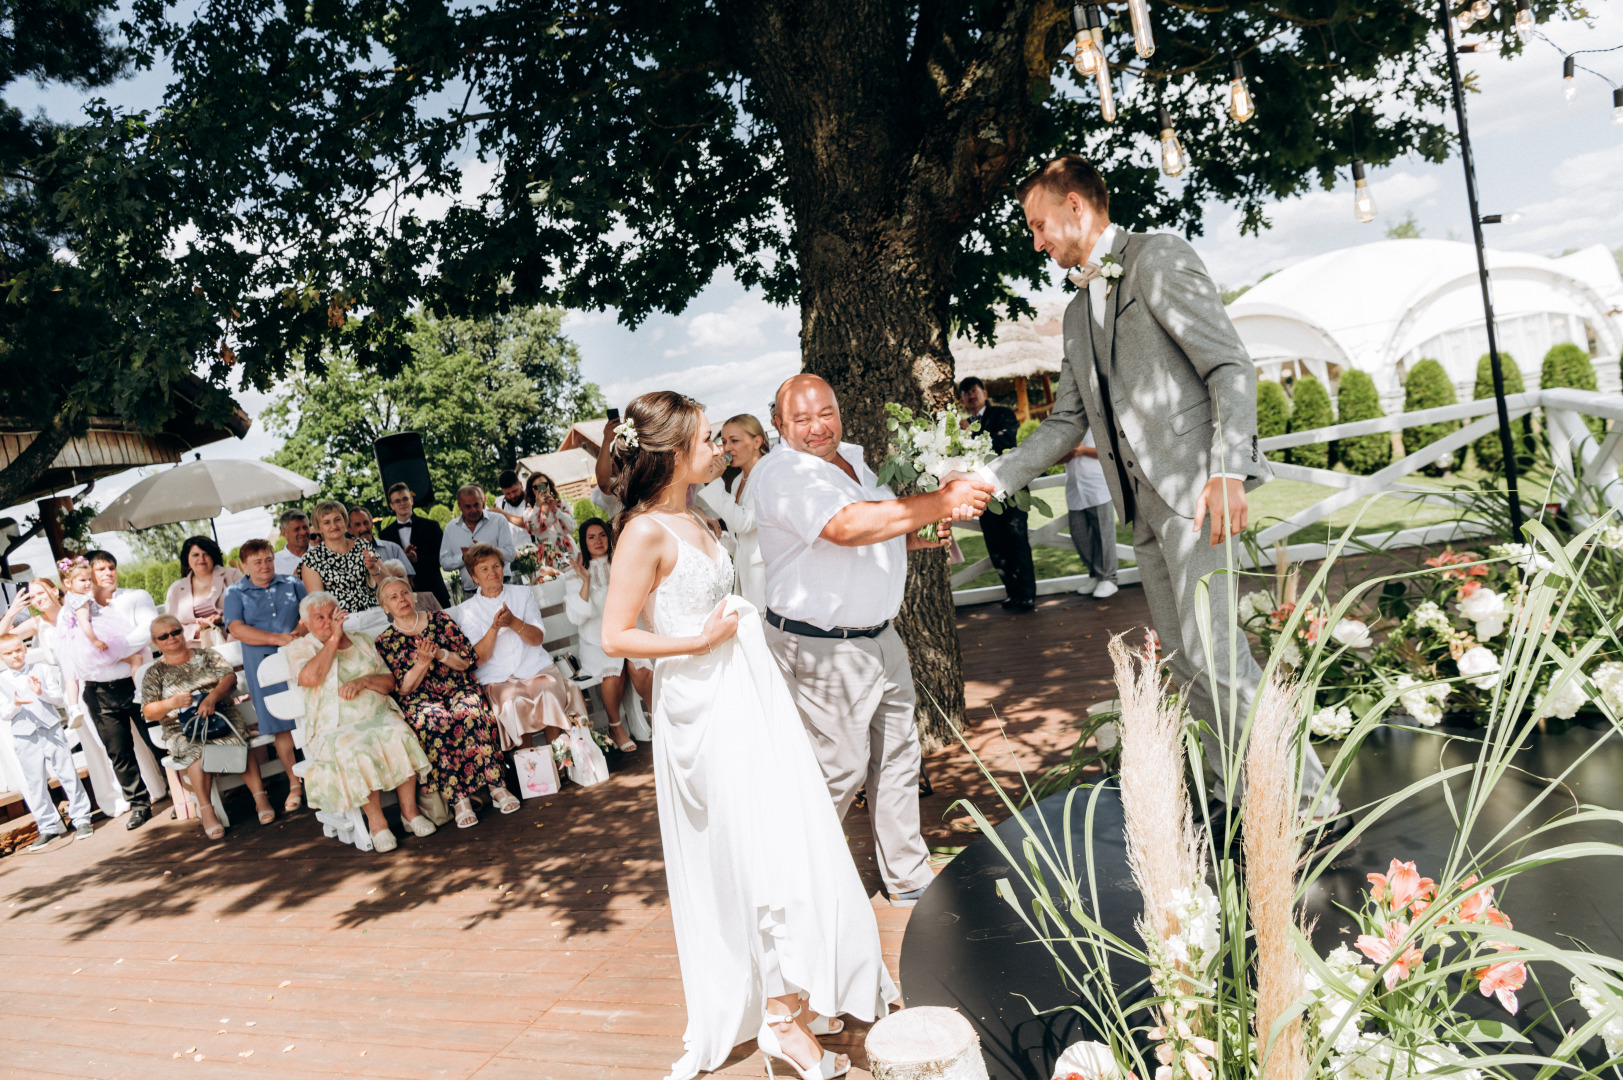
[1412,600,1454,638]
[1572,977,1623,1058]
[1309,703,1356,739]
[878,402,1050,522]
[1098,253,1125,295]
[1590,661,1623,715]
[1597,526,1623,550]
[1536,673,1588,720]
[1395,674,1450,726]
[1237,590,1274,627]
[1489,542,1554,575]
[1457,644,1502,690]
[615,415,640,450]
[550,732,573,765]
[1455,586,1509,640]
[1331,617,1373,649]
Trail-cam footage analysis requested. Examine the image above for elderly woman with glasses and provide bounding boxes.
[374,576,517,829]
[451,542,589,751]
[287,591,435,852]
[140,614,271,839]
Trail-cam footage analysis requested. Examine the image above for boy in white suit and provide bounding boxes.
[0,633,94,850]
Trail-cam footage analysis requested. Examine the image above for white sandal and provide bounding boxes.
[454,798,479,829]
[490,786,521,814]
[757,1004,849,1080]
[798,993,844,1035]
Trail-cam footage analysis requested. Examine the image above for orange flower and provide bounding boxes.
[1475,947,1526,1013]
[1367,859,1436,909]
[1356,919,1426,989]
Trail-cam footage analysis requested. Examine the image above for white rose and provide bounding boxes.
[1455,587,1509,640]
[1331,618,1373,649]
[1536,674,1587,720]
[1309,704,1355,739]
[1457,644,1501,690]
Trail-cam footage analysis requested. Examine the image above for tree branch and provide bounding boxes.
[0,410,78,513]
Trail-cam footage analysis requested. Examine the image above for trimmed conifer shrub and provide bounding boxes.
[1333,369,1390,475]
[1471,352,1532,475]
[1402,358,1460,474]
[1542,342,1605,438]
[1257,379,1291,463]
[1286,375,1335,469]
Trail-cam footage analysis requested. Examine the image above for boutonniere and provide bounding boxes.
[1098,253,1124,295]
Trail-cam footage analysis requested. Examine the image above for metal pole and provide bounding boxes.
[1439,0,1525,539]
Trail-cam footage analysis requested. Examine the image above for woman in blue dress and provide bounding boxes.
[224,538,308,811]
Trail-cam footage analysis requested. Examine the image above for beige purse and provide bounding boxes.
[415,788,452,826]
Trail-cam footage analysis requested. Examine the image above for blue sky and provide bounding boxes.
[7,1,1622,567]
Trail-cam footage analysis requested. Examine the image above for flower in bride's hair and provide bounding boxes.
[616,416,640,450]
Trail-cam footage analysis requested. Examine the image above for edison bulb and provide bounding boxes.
[1228,77,1255,123]
[1157,108,1186,178]
[1127,0,1156,60]
[1563,55,1576,101]
[1457,9,1474,30]
[1514,0,1533,37]
[1351,161,1377,224]
[1471,0,1490,18]
[1073,31,1103,76]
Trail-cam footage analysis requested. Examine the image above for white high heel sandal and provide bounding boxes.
[798,992,844,1035]
[757,1004,850,1080]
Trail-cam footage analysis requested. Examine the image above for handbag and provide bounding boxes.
[178,693,234,743]
[179,692,249,775]
[416,788,453,826]
[564,719,610,788]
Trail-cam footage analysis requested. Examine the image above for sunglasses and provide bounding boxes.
[152,628,184,643]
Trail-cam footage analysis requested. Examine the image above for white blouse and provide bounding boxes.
[562,560,611,647]
[452,584,554,685]
[698,474,765,610]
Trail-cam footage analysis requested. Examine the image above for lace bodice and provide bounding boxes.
[651,520,736,639]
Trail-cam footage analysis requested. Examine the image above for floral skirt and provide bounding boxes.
[402,690,506,802]
[304,712,431,812]
[484,672,589,751]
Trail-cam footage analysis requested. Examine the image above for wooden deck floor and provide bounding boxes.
[0,585,1155,1080]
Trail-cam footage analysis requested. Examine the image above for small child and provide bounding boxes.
[0,633,93,849]
[54,559,138,706]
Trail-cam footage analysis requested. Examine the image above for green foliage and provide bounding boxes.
[263,308,603,510]
[1256,380,1291,463]
[1285,375,1335,469]
[149,561,182,605]
[122,520,210,565]
[571,497,600,526]
[1541,342,1605,439]
[425,505,454,526]
[1385,212,1423,239]
[1471,353,1532,475]
[1402,359,1460,474]
[1333,369,1391,476]
[1016,418,1040,443]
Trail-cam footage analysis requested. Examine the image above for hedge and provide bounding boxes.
[1257,380,1291,463]
[425,504,454,525]
[1542,342,1605,439]
[1286,375,1335,469]
[1471,353,1532,475]
[572,497,601,527]
[1334,369,1391,476]
[1402,359,1460,474]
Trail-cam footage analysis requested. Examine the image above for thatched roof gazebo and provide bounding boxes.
[950,299,1067,422]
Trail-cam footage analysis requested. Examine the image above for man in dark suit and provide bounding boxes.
[379,482,451,609]
[958,376,1037,613]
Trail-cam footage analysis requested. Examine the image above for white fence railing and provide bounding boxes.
[951,388,1623,607]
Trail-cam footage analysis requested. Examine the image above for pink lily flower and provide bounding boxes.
[1366,859,1436,910]
[1356,919,1425,989]
[1475,948,1526,1014]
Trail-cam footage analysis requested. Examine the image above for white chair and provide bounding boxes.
[209,639,244,668]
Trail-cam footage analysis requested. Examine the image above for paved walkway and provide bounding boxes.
[0,585,1156,1079]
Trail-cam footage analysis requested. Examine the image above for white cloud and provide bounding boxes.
[601,350,802,426]
[664,295,799,357]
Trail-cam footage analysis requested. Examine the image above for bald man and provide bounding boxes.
[750,375,987,907]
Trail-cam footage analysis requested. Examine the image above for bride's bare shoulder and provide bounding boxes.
[616,514,676,554]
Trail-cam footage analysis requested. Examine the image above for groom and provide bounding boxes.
[956,154,1325,812]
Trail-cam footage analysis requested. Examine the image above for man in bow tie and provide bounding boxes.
[953,154,1326,815]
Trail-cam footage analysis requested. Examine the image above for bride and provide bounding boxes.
[601,391,897,1080]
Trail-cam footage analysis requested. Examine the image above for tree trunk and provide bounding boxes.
[725,0,1056,746]
[0,410,76,513]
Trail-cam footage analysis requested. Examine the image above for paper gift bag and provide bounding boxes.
[513,746,560,799]
[565,720,610,788]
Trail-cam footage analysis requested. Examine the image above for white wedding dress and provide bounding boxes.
[648,516,898,1080]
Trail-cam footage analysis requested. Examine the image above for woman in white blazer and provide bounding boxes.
[562,519,652,745]
[696,413,769,610]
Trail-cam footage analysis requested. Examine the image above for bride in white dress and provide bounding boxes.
[601,391,898,1080]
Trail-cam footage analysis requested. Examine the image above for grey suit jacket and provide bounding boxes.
[988,229,1269,519]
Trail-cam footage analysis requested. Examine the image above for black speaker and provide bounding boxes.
[374,432,437,509]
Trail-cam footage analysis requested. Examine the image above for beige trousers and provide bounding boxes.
[765,624,934,894]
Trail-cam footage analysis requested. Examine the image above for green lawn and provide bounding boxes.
[952,475,1485,590]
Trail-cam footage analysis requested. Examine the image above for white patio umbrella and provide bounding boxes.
[89,459,322,534]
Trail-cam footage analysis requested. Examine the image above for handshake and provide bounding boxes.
[922,470,997,546]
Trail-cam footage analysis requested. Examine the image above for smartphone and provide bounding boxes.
[607,407,620,421]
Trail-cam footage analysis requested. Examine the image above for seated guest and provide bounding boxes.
[451,542,589,751]
[165,535,244,645]
[140,614,272,839]
[563,518,648,751]
[287,592,436,852]
[274,509,312,578]
[374,577,517,828]
[350,507,411,583]
[223,539,308,812]
[299,499,384,624]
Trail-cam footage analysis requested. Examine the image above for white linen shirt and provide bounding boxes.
[751,442,906,630]
[439,510,518,590]
[452,585,553,685]
[1083,222,1120,326]
[0,662,67,734]
[274,547,306,578]
[86,587,158,679]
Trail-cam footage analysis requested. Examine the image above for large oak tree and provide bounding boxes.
[125,0,1566,741]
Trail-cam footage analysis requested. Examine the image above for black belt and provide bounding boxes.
[765,610,889,640]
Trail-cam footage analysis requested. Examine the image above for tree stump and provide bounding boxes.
[865,1006,989,1080]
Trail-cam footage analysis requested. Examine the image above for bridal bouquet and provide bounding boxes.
[876,402,1050,518]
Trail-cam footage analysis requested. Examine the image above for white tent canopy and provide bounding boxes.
[1227,239,1623,401]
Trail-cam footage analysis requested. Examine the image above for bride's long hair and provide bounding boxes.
[608,390,706,544]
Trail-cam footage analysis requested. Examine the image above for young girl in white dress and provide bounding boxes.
[600,391,896,1080]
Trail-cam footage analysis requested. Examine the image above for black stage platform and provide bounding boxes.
[901,718,1623,1080]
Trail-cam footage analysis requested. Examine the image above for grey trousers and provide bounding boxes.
[14,724,93,833]
[765,624,934,894]
[1067,504,1118,583]
[1131,480,1329,813]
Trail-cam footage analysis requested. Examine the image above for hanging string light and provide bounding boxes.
[1457,7,1475,30]
[1096,57,1118,122]
[1470,0,1491,19]
[1563,55,1577,100]
[1157,106,1187,177]
[1514,0,1533,39]
[1127,0,1156,59]
[1071,4,1103,77]
[1227,58,1256,122]
[1614,86,1623,124]
[1351,160,1378,223]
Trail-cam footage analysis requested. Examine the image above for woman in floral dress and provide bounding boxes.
[522,472,578,575]
[374,578,518,828]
